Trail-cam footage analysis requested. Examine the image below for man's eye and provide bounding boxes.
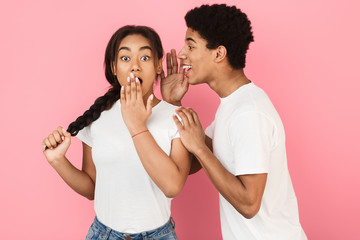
[140,56,150,61]
[121,56,130,61]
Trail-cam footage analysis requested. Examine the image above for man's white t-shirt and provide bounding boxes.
[77,100,179,233]
[205,82,307,240]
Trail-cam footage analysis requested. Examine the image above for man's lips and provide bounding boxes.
[182,65,192,72]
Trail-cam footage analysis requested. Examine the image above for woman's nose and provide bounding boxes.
[131,63,140,72]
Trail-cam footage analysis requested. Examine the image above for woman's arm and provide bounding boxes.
[120,76,191,198]
[132,134,191,198]
[42,127,96,200]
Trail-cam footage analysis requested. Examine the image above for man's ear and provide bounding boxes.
[156,58,163,74]
[214,45,227,63]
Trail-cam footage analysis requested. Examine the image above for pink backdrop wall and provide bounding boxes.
[1,0,359,239]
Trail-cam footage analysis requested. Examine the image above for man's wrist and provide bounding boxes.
[171,100,182,106]
[193,144,211,162]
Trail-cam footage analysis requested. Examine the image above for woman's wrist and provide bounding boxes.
[128,124,148,136]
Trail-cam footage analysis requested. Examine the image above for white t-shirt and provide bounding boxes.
[77,100,180,233]
[205,82,307,240]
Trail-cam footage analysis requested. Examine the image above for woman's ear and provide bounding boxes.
[111,61,117,76]
[214,45,227,63]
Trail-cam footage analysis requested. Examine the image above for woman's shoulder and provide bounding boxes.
[155,100,178,112]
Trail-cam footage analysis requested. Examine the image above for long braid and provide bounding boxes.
[67,86,120,136]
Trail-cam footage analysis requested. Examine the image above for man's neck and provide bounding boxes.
[207,68,251,98]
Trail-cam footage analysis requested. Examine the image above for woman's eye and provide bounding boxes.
[188,45,194,50]
[121,56,130,61]
[140,56,150,61]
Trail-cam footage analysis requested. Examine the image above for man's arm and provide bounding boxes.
[189,135,212,174]
[174,107,267,218]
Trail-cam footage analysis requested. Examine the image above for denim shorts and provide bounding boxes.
[85,216,178,240]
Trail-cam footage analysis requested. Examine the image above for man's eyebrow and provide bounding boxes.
[118,46,152,52]
[186,37,196,43]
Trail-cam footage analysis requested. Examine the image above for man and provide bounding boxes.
[160,4,307,240]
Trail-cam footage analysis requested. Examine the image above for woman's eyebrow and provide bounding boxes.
[140,46,152,51]
[118,46,152,52]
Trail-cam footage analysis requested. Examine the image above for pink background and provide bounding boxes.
[1,0,359,239]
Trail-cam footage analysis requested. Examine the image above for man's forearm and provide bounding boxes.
[193,147,263,218]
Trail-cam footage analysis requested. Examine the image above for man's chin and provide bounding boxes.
[188,77,202,85]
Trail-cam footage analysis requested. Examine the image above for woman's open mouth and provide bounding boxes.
[137,77,143,84]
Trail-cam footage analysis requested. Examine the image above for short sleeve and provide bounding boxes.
[76,125,93,147]
[228,111,276,175]
[169,112,181,140]
[205,121,215,139]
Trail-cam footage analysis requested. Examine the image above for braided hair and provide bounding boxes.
[67,25,164,136]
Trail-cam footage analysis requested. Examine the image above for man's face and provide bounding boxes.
[178,28,215,85]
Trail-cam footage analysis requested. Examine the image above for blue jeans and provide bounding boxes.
[85,216,178,240]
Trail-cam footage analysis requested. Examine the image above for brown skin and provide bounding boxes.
[161,28,267,218]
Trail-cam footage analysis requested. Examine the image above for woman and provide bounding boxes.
[42,25,190,240]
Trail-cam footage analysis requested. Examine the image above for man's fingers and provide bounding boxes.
[173,114,184,131]
[166,52,172,75]
[171,49,178,74]
[188,108,201,125]
[181,108,195,125]
[160,70,165,81]
[176,108,190,127]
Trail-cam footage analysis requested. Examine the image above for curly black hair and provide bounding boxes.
[185,4,254,69]
[67,25,163,136]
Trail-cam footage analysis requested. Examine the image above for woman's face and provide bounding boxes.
[114,34,161,98]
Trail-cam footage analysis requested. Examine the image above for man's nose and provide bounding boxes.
[178,47,186,59]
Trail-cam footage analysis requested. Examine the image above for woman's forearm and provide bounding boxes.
[132,132,188,198]
[50,157,95,200]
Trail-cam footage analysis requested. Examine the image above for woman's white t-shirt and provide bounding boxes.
[77,100,179,233]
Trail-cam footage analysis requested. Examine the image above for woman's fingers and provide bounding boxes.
[130,75,137,101]
[53,129,62,144]
[43,138,52,151]
[120,86,125,103]
[136,77,142,100]
[48,134,57,148]
[125,76,131,101]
